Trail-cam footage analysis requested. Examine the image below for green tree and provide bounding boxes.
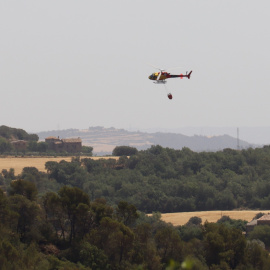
[9,195,41,242]
[186,216,202,226]
[0,188,18,229]
[115,201,139,226]
[89,217,135,266]
[2,168,16,180]
[155,226,183,265]
[203,223,246,268]
[76,241,110,270]
[43,191,67,240]
[179,225,203,242]
[245,239,270,269]
[0,239,20,269]
[0,137,12,153]
[45,159,86,188]
[81,145,93,155]
[112,146,138,156]
[43,186,91,243]
[45,161,58,175]
[27,141,38,151]
[37,141,48,152]
[9,179,38,201]
[217,215,247,231]
[90,198,114,225]
[248,225,270,247]
[132,222,163,270]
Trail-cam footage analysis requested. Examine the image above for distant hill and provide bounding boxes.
[0,125,38,141]
[37,126,256,155]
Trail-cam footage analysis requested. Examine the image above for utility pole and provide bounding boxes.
[237,127,240,150]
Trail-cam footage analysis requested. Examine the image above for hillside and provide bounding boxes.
[0,125,38,141]
[37,126,256,154]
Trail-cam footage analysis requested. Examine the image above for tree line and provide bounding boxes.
[3,145,270,213]
[0,125,93,155]
[40,145,270,213]
[3,144,270,213]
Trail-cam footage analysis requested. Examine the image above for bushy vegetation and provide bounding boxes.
[1,181,270,269]
[112,146,138,156]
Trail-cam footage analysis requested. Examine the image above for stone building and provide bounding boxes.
[246,214,270,234]
[257,214,270,225]
[45,137,82,153]
[11,140,27,152]
[246,219,257,234]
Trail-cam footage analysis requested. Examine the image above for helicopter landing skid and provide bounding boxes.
[153,80,167,84]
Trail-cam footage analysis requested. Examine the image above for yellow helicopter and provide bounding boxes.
[148,66,192,99]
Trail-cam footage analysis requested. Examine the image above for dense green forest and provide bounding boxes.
[3,144,270,213]
[27,144,270,213]
[1,182,270,269]
[2,145,270,268]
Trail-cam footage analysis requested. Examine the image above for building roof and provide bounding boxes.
[11,140,27,144]
[247,219,257,226]
[45,136,58,140]
[62,138,82,143]
[257,214,270,221]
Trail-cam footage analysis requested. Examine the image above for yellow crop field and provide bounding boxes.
[0,156,119,175]
[161,210,270,226]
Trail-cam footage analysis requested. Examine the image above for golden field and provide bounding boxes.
[161,210,270,226]
[0,156,119,175]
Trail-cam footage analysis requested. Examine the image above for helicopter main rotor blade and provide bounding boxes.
[148,63,187,73]
[157,71,162,81]
[148,63,165,72]
[167,66,184,71]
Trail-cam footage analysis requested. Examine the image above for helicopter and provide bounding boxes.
[148,67,192,99]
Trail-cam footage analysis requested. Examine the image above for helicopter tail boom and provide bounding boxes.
[171,71,193,79]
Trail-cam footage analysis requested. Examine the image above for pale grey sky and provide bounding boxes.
[1,1,270,138]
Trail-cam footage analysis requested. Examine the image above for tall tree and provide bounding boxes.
[9,179,38,201]
[43,186,91,243]
[115,201,139,226]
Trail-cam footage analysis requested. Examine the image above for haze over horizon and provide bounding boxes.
[36,125,270,147]
[1,1,270,139]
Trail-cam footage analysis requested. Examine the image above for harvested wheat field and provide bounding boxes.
[0,156,119,175]
[161,210,270,226]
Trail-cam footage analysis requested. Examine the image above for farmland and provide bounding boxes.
[161,210,270,226]
[0,156,119,175]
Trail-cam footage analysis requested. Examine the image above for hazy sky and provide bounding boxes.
[1,1,269,134]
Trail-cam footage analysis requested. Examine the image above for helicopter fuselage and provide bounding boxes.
[148,69,192,100]
[148,71,191,82]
